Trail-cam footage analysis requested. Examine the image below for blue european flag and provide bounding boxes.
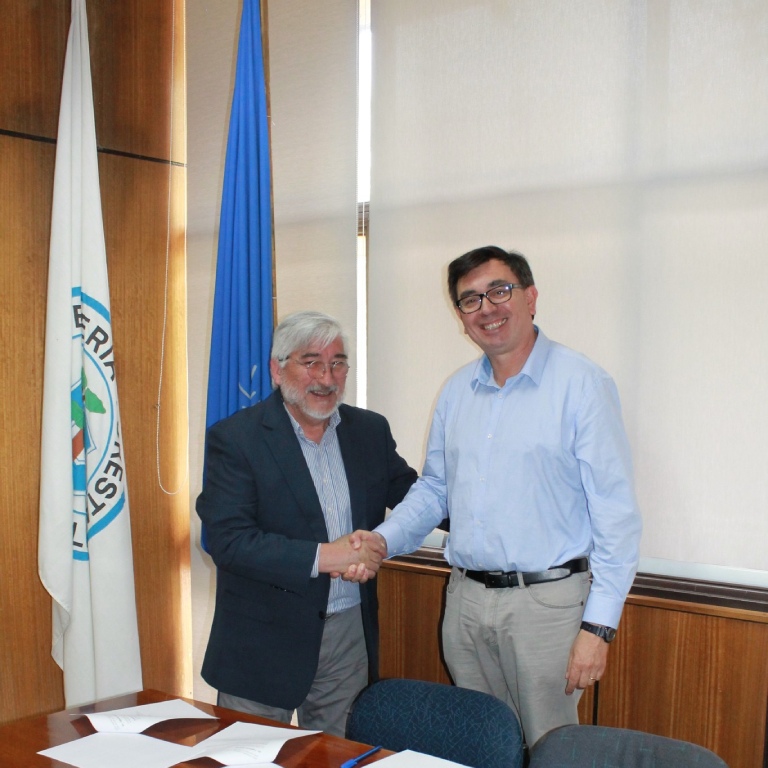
[206,0,273,431]
[203,0,273,551]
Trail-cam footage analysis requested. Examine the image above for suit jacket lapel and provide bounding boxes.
[337,406,367,530]
[261,392,330,543]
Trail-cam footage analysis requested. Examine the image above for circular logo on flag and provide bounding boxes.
[71,289,126,560]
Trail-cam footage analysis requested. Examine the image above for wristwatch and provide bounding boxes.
[580,621,617,643]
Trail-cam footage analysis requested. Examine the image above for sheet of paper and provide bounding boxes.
[38,732,194,768]
[84,697,216,733]
[373,749,471,768]
[188,720,319,765]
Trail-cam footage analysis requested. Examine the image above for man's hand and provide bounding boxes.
[343,530,388,582]
[319,530,388,584]
[564,629,609,694]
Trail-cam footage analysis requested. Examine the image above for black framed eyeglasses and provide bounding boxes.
[288,358,350,378]
[455,283,524,314]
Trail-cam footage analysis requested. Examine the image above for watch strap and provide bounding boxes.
[580,621,616,643]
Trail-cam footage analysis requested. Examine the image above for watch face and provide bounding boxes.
[603,627,617,642]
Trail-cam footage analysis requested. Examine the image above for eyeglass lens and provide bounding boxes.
[304,360,349,377]
[458,284,516,313]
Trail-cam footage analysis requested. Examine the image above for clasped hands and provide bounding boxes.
[319,530,388,584]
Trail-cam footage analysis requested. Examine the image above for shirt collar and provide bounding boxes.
[470,325,551,390]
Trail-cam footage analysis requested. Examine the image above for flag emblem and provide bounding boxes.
[70,288,126,560]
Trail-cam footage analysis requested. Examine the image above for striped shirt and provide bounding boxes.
[285,406,360,614]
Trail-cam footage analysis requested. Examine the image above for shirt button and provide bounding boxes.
[487,434,492,439]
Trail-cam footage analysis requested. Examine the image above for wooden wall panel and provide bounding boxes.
[101,153,190,698]
[0,0,186,160]
[0,0,69,138]
[0,135,64,723]
[378,563,452,685]
[598,599,768,768]
[89,0,186,162]
[0,0,188,725]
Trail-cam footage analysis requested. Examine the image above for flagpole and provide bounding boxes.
[260,0,278,328]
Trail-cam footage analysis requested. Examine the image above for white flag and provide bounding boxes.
[39,0,143,707]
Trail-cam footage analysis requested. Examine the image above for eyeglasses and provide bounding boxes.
[455,283,524,314]
[288,358,350,378]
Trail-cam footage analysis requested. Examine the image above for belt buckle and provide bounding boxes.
[492,571,520,588]
[485,571,503,588]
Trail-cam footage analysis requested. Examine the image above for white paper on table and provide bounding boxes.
[38,732,194,768]
[83,698,216,733]
[373,750,472,768]
[188,720,319,765]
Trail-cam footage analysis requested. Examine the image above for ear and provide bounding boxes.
[525,285,539,318]
[269,357,282,386]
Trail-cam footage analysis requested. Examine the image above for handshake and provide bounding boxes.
[319,530,389,584]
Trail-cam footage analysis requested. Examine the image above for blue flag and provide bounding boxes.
[206,0,273,430]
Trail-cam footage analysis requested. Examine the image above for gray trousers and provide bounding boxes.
[218,603,368,737]
[442,566,591,748]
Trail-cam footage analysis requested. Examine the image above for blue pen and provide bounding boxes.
[341,744,383,768]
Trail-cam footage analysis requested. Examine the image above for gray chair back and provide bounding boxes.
[529,724,728,767]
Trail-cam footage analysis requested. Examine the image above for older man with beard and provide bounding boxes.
[198,311,416,736]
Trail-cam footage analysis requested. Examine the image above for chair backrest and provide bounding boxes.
[346,678,524,768]
[529,725,729,768]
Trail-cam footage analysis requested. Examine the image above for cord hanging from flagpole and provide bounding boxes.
[155,0,189,496]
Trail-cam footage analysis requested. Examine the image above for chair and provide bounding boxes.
[346,678,524,768]
[528,724,729,768]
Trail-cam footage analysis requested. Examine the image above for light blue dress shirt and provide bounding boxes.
[376,328,641,628]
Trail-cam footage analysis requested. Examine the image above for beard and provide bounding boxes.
[280,379,344,421]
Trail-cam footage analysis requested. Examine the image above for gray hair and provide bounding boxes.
[271,311,348,378]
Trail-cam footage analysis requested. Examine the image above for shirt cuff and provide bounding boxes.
[374,519,407,558]
[311,544,320,578]
[581,591,626,628]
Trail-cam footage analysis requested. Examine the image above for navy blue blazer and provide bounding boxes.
[198,390,417,709]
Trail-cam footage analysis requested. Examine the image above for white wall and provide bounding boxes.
[367,0,768,585]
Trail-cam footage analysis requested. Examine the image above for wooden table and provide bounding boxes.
[0,689,393,767]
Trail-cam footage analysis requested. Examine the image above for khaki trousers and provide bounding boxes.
[442,566,591,747]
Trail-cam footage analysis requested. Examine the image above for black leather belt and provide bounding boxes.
[464,557,589,588]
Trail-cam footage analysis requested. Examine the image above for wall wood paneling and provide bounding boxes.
[378,561,451,686]
[379,559,768,768]
[0,0,189,724]
[599,596,768,768]
[0,133,61,724]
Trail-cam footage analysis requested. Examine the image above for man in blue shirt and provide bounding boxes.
[365,246,641,747]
